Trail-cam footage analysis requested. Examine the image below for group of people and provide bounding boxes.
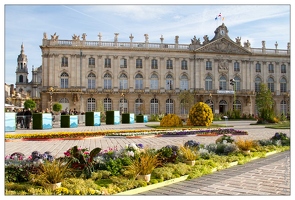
[16,108,32,129]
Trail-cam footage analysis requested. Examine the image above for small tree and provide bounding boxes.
[178,90,194,119]
[255,83,275,123]
[24,99,36,110]
[53,103,62,113]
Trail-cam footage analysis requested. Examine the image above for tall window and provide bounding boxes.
[150,74,159,89]
[120,58,127,68]
[233,100,242,111]
[280,77,287,92]
[281,64,286,73]
[87,98,96,111]
[255,77,261,92]
[181,60,188,70]
[166,74,173,90]
[135,74,143,89]
[136,59,142,68]
[256,63,261,72]
[61,57,68,67]
[59,98,69,103]
[19,75,24,83]
[180,99,189,115]
[120,98,128,113]
[105,58,111,68]
[268,63,274,73]
[103,98,112,111]
[234,62,240,72]
[206,61,212,70]
[166,99,174,114]
[135,98,143,115]
[60,72,69,88]
[150,98,159,115]
[103,73,112,89]
[119,73,128,89]
[205,75,213,91]
[219,75,227,90]
[280,100,287,115]
[88,57,95,67]
[151,59,158,69]
[87,73,96,89]
[180,74,189,90]
[233,76,241,91]
[267,77,274,92]
[166,59,173,69]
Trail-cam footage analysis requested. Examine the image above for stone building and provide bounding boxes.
[38,23,290,117]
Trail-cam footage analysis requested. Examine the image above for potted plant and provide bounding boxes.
[179,146,198,166]
[124,148,160,182]
[30,160,71,190]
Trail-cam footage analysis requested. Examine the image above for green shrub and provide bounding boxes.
[32,113,43,129]
[85,112,94,126]
[60,115,70,128]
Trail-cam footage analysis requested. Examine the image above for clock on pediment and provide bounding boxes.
[220,29,225,36]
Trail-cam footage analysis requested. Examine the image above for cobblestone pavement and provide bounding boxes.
[4,120,291,196]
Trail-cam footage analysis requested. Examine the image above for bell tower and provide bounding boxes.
[15,43,29,94]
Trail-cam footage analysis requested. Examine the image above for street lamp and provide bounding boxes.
[48,87,54,112]
[230,79,236,110]
[121,93,125,114]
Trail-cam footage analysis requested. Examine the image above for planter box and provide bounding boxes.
[136,115,148,123]
[85,112,101,126]
[61,115,78,128]
[5,112,16,132]
[122,113,135,124]
[106,111,120,125]
[33,113,52,130]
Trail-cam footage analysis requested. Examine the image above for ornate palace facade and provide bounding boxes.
[37,23,290,117]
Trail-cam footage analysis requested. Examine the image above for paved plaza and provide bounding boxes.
[4,120,291,196]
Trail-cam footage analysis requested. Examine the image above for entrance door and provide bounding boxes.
[219,100,227,114]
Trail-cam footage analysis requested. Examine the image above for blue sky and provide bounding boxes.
[2,2,291,85]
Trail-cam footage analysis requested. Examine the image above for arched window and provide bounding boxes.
[103,73,112,89]
[103,98,112,111]
[119,97,128,113]
[150,74,159,89]
[60,72,69,88]
[19,75,23,83]
[135,74,143,89]
[150,98,159,114]
[180,74,189,90]
[268,77,274,92]
[233,100,242,111]
[166,74,173,90]
[166,99,174,114]
[280,100,287,115]
[135,98,143,115]
[87,98,96,111]
[119,73,128,89]
[88,73,96,89]
[255,77,262,92]
[219,75,227,90]
[205,75,213,91]
[280,77,287,92]
[180,99,189,115]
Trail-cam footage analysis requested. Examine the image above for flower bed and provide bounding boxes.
[5,132,290,195]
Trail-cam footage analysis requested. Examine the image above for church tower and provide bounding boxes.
[15,43,29,94]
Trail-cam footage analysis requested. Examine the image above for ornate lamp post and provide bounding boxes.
[121,93,125,114]
[230,79,236,110]
[48,87,54,112]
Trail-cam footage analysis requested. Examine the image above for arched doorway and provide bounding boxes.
[219,100,227,114]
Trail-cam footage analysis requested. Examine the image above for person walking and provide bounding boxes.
[24,108,32,129]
